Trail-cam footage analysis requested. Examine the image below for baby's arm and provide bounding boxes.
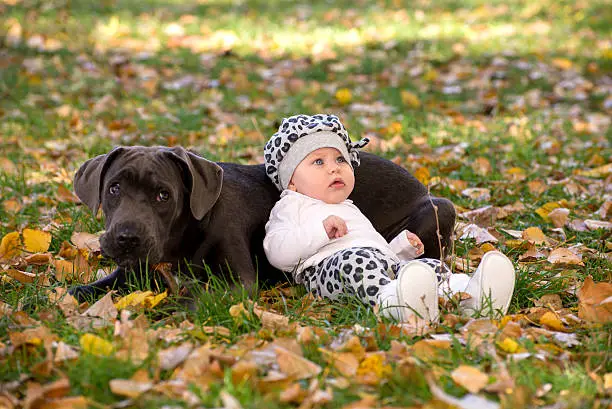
[263,198,330,272]
[389,230,425,261]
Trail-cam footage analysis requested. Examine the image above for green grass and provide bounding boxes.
[1,0,611,407]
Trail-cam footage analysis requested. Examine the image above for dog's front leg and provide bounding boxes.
[68,267,128,302]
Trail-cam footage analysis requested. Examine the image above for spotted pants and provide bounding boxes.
[301,247,452,307]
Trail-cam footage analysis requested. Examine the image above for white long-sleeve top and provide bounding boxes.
[263,190,420,282]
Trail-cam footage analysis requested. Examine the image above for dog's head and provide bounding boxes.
[74,146,223,269]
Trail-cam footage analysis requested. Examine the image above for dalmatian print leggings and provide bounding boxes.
[302,247,451,307]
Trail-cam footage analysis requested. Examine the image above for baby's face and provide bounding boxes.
[288,147,355,204]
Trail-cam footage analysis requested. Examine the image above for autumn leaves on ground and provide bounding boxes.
[0,0,611,408]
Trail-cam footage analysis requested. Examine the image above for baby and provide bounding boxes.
[263,114,515,322]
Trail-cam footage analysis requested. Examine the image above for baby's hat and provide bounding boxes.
[264,114,369,191]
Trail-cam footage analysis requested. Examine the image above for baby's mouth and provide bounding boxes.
[330,179,345,188]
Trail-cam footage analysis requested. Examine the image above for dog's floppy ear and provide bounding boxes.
[166,147,223,220]
[74,147,126,214]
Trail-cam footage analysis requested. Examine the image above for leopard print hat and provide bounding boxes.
[264,114,369,191]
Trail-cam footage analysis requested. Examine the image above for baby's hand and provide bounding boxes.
[323,215,348,239]
[406,231,424,255]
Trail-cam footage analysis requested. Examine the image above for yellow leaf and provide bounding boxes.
[552,58,573,70]
[505,167,526,181]
[522,227,548,245]
[335,88,352,105]
[605,373,612,390]
[539,311,567,332]
[0,231,21,259]
[80,333,114,356]
[576,163,612,178]
[114,290,167,310]
[413,166,430,185]
[357,353,391,379]
[535,202,560,221]
[451,365,489,393]
[497,337,520,353]
[23,228,52,253]
[401,90,421,109]
[423,69,438,81]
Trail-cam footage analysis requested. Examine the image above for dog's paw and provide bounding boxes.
[68,285,97,302]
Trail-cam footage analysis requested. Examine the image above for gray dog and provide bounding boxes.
[69,146,455,301]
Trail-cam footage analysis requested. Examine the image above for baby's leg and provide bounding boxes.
[303,247,393,307]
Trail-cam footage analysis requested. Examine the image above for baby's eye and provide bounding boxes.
[313,158,324,165]
[337,156,346,163]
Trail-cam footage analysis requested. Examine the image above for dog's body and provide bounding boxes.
[69,146,455,301]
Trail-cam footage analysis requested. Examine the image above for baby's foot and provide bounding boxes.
[460,251,516,317]
[394,261,439,323]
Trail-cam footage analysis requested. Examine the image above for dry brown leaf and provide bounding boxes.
[547,248,584,266]
[24,253,53,265]
[577,276,612,324]
[462,187,491,202]
[451,365,489,393]
[472,157,492,176]
[584,219,612,231]
[56,185,80,204]
[54,341,79,363]
[275,346,321,380]
[459,223,498,244]
[5,268,37,284]
[38,396,88,409]
[157,343,194,371]
[70,232,101,253]
[109,379,153,398]
[411,339,452,361]
[549,208,570,228]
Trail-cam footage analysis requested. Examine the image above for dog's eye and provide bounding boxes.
[109,183,120,196]
[156,190,170,202]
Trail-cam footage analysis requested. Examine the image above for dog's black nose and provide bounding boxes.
[117,231,140,249]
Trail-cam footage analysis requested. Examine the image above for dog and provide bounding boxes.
[69,146,455,301]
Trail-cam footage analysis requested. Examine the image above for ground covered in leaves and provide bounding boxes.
[0,0,611,408]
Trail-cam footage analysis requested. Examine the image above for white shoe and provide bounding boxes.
[395,261,439,323]
[460,251,515,317]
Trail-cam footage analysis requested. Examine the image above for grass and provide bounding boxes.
[1,0,611,407]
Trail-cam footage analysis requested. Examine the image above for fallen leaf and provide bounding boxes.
[451,365,489,393]
[459,223,499,244]
[275,346,321,380]
[547,248,583,266]
[535,202,560,221]
[401,90,421,108]
[38,396,88,409]
[413,166,430,185]
[335,88,352,105]
[23,228,52,253]
[472,157,491,176]
[549,208,570,228]
[522,227,549,245]
[0,231,21,259]
[71,232,101,252]
[584,219,612,231]
[109,379,153,398]
[539,311,567,332]
[115,290,167,310]
[79,333,114,356]
[577,276,612,324]
[462,187,491,202]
